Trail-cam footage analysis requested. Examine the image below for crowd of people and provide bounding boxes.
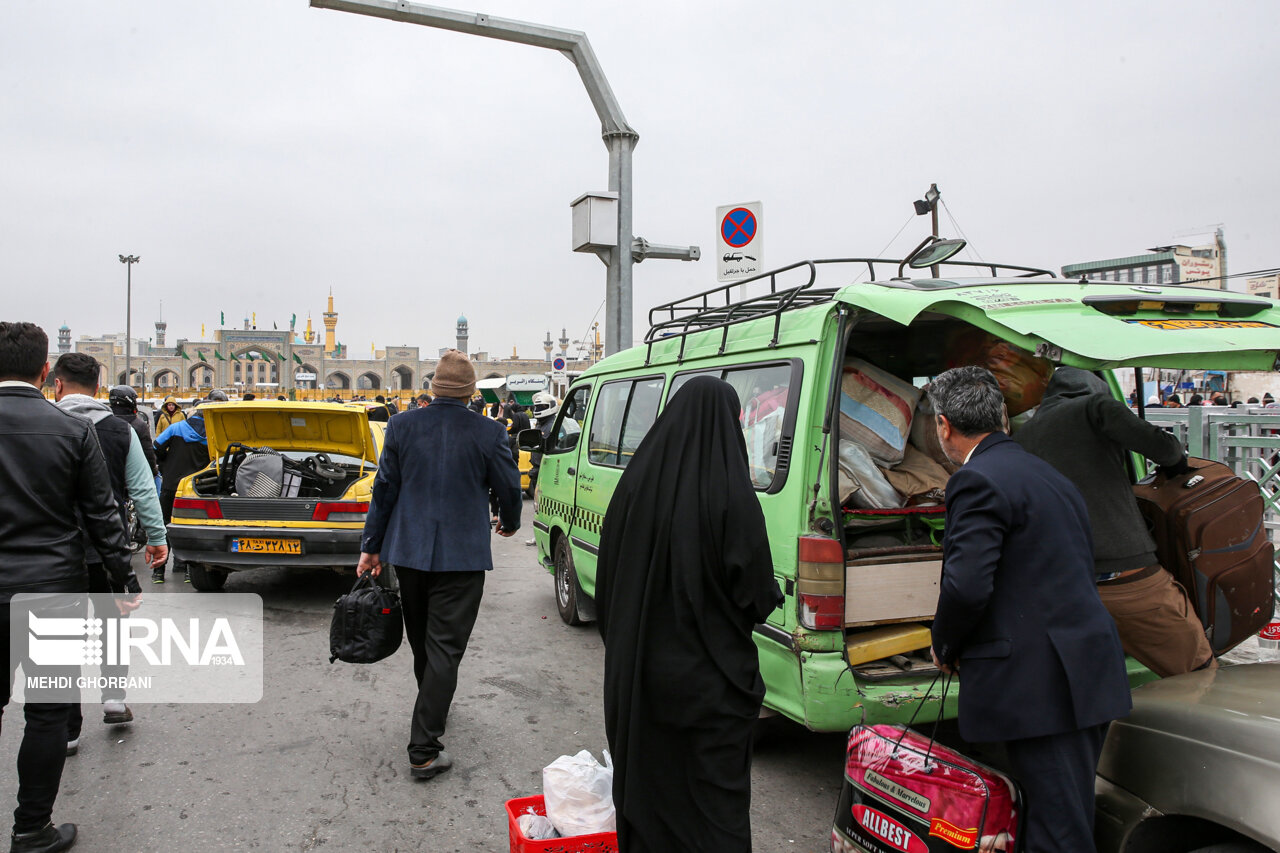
[5,316,1276,853]
[1142,390,1277,407]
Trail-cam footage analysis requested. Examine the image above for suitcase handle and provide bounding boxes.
[893,670,953,768]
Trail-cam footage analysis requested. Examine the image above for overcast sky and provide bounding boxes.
[4,1,1277,360]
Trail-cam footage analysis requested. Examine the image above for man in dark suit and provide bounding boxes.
[357,349,521,781]
[927,366,1131,853]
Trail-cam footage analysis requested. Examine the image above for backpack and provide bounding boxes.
[329,573,403,664]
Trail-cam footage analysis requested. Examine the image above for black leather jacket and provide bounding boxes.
[0,385,139,598]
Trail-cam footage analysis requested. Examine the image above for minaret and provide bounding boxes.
[559,327,569,357]
[324,290,339,354]
[58,324,71,353]
[456,314,469,354]
[543,330,553,362]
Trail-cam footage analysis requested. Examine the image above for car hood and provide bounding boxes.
[1120,661,1280,765]
[199,401,377,464]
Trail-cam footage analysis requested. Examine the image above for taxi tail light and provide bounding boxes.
[313,502,369,522]
[797,535,844,631]
[172,497,223,520]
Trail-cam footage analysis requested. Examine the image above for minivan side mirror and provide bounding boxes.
[518,428,544,452]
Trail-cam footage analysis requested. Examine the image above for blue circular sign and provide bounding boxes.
[721,208,757,248]
[552,356,566,371]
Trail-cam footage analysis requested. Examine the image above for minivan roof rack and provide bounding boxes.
[644,256,1054,363]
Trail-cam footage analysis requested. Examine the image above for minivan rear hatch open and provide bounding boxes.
[839,278,1280,371]
[830,276,1279,676]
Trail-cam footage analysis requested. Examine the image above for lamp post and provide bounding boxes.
[119,254,140,388]
[912,184,941,276]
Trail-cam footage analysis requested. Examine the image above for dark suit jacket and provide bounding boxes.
[361,396,521,572]
[932,433,1131,742]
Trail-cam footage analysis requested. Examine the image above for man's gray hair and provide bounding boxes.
[927,366,1005,437]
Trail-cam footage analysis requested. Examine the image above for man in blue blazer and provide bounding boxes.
[357,349,522,780]
[927,366,1131,853]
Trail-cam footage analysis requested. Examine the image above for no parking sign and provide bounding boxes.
[717,201,763,282]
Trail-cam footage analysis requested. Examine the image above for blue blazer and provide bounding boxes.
[932,433,1132,742]
[361,396,522,572]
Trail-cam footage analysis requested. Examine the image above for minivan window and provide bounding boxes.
[546,385,590,454]
[588,377,667,468]
[669,363,795,489]
[729,365,793,488]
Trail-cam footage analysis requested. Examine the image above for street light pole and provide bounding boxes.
[119,254,140,388]
[310,0,696,358]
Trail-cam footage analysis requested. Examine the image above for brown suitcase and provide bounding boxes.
[1133,458,1275,655]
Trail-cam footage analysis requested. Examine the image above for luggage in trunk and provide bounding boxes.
[1133,458,1276,655]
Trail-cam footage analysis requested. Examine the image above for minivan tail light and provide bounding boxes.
[797,535,844,630]
[313,502,369,522]
[172,497,223,520]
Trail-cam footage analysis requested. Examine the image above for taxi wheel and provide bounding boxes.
[187,562,228,592]
[554,537,585,626]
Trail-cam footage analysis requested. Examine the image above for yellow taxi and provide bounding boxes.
[166,401,384,591]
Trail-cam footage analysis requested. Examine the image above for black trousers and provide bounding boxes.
[1,601,74,833]
[1004,723,1108,853]
[68,565,127,740]
[159,489,184,570]
[397,569,486,764]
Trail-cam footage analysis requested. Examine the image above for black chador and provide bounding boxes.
[597,376,782,853]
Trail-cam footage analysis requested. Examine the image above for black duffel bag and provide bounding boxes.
[329,572,403,664]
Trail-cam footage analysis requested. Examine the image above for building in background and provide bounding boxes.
[1245,272,1279,300]
[1062,229,1227,289]
[50,294,589,398]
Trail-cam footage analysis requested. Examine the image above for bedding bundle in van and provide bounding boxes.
[837,337,1054,512]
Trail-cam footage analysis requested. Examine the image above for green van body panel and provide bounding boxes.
[533,269,1280,733]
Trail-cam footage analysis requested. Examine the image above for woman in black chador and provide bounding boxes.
[596,376,782,853]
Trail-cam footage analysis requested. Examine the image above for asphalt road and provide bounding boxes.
[0,508,846,852]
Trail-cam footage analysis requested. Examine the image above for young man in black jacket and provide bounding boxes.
[1015,367,1213,676]
[108,385,158,478]
[0,322,142,853]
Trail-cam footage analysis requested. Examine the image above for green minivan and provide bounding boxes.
[527,251,1280,732]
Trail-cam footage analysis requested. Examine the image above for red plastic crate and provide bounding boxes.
[506,795,618,853]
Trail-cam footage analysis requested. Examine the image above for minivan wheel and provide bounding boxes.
[554,538,585,626]
[186,562,228,592]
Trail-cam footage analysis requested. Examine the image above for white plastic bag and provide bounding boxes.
[542,749,616,837]
[517,809,559,841]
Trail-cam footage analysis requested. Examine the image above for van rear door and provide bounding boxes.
[840,279,1280,371]
[832,278,1280,671]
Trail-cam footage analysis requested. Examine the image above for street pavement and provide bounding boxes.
[0,502,846,852]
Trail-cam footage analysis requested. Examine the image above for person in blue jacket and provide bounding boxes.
[356,350,521,781]
[153,398,215,582]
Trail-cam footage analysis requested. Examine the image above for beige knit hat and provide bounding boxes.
[431,349,476,398]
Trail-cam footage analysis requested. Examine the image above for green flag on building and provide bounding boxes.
[220,311,225,326]
[213,351,226,361]
[229,352,240,363]
[198,351,208,363]
[277,351,287,362]
[177,346,190,361]
[292,352,303,365]
[246,352,256,361]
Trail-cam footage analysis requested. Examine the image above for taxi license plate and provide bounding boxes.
[230,538,302,555]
